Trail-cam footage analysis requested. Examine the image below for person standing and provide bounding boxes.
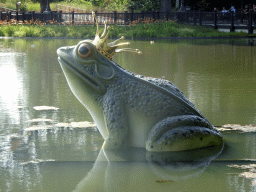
[252,4,256,23]
[221,7,228,21]
[229,5,236,16]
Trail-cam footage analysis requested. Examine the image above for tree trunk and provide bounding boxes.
[176,0,180,9]
[40,0,51,12]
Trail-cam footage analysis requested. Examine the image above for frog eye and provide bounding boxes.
[78,43,92,59]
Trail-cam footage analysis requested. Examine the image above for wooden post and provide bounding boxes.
[22,11,25,23]
[157,11,160,20]
[124,11,128,25]
[193,10,196,25]
[16,11,19,22]
[152,11,156,20]
[185,10,188,23]
[199,10,202,25]
[0,11,2,21]
[58,11,62,23]
[165,10,170,21]
[72,11,74,25]
[214,10,217,29]
[131,11,134,23]
[141,11,144,21]
[50,11,53,21]
[248,11,253,34]
[230,11,234,32]
[113,11,117,24]
[32,11,35,22]
[7,11,11,22]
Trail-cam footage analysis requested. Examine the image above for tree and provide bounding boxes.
[176,0,179,9]
[40,0,51,12]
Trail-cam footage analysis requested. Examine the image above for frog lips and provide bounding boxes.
[57,56,106,95]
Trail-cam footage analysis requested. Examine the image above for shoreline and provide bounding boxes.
[0,22,254,39]
[0,35,255,40]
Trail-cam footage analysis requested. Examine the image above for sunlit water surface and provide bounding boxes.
[0,38,256,192]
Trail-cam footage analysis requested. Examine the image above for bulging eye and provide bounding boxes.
[78,43,92,58]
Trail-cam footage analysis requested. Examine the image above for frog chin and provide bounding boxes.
[58,57,106,95]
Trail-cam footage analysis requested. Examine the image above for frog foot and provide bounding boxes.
[146,115,223,152]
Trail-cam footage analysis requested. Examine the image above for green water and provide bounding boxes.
[0,38,256,192]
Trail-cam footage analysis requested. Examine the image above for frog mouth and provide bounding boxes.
[58,56,106,95]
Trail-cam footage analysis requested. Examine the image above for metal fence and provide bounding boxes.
[0,9,255,33]
[179,10,256,33]
[59,11,175,25]
[0,10,176,25]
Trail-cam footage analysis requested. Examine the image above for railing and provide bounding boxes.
[0,11,61,23]
[178,10,256,33]
[0,10,175,25]
[0,10,255,33]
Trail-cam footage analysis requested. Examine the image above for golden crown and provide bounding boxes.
[91,11,142,60]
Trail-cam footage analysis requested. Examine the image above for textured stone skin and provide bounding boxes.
[57,41,223,152]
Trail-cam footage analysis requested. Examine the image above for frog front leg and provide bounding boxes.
[146,115,223,152]
[101,97,128,149]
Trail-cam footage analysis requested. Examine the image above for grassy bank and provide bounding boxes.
[0,1,126,12]
[0,21,252,38]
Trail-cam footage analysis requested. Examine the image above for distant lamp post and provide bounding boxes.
[180,0,185,11]
[16,2,21,11]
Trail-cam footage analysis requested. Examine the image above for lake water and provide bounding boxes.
[0,38,256,192]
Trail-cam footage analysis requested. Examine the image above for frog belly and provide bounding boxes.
[127,108,157,148]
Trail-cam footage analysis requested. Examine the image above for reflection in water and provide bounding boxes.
[0,38,256,191]
[0,127,102,191]
[74,146,223,192]
[0,52,27,128]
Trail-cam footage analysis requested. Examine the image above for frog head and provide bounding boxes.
[57,12,141,97]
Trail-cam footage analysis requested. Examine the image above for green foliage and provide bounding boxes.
[19,3,27,11]
[26,2,40,11]
[104,0,129,11]
[128,0,160,12]
[1,25,14,37]
[0,21,251,39]
[90,0,104,6]
[195,0,210,11]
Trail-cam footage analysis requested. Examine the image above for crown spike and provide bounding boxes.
[90,12,142,60]
[100,22,108,38]
[92,11,100,37]
[107,36,128,47]
[115,48,143,54]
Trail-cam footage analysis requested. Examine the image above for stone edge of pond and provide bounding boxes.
[1,36,256,40]
[216,124,256,132]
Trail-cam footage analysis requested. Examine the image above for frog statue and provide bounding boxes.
[57,12,223,152]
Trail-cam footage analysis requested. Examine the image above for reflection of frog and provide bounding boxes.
[57,12,223,152]
[73,147,223,191]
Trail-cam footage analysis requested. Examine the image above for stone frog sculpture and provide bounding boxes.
[57,12,223,152]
